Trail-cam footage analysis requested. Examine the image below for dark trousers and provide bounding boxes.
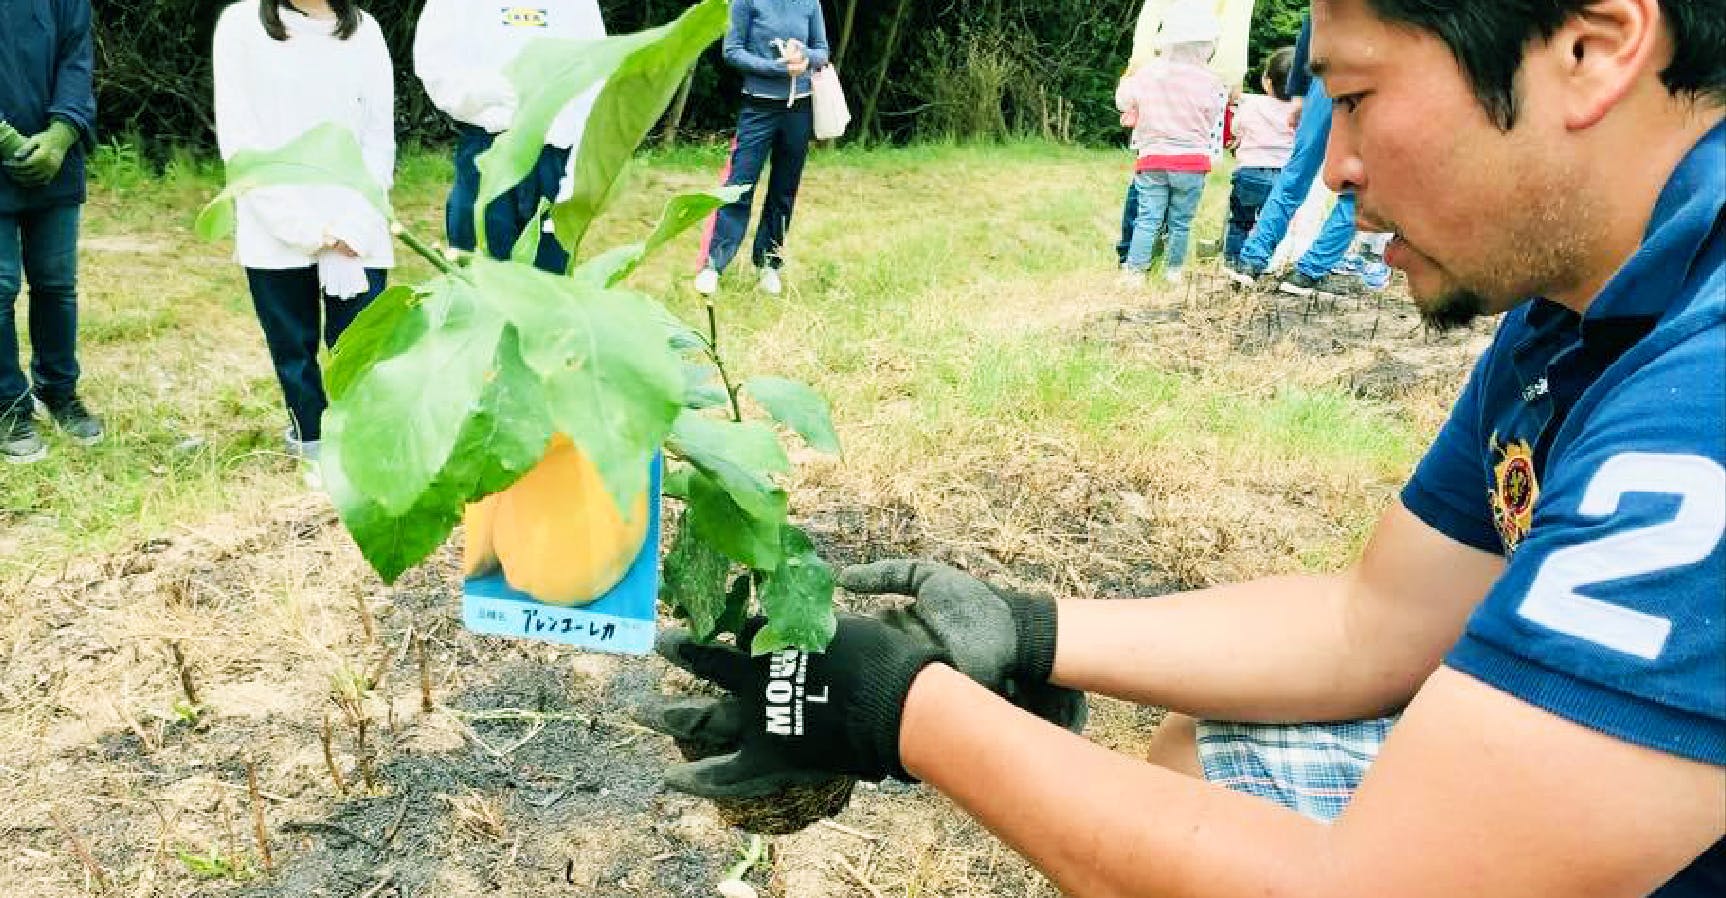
[446,126,571,274]
[245,266,385,443]
[705,95,814,272]
[0,204,81,414]
[1225,166,1281,264]
[1116,177,1139,265]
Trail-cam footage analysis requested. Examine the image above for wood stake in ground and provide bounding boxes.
[417,631,434,714]
[246,756,274,872]
[48,808,110,891]
[168,640,199,706]
[320,713,349,795]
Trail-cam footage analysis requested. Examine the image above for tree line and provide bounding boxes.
[92,0,1306,155]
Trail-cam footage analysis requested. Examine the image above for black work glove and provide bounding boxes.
[637,614,947,799]
[841,559,1087,734]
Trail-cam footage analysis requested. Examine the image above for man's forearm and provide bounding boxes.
[901,664,1334,898]
[1055,574,1421,722]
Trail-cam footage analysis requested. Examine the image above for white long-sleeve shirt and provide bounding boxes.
[412,0,606,148]
[213,1,395,270]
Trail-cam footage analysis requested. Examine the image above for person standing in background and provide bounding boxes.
[693,0,830,298]
[0,0,101,464]
[214,0,394,473]
[414,0,607,274]
[1222,47,1297,266]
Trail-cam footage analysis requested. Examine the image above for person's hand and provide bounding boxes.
[4,120,77,189]
[636,615,947,799]
[1288,96,1305,129]
[786,57,810,77]
[841,559,1086,733]
[328,239,359,258]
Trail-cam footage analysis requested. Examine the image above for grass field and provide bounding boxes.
[0,140,1489,897]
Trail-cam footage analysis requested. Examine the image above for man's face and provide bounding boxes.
[1313,0,1600,329]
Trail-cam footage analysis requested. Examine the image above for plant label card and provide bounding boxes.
[461,457,661,655]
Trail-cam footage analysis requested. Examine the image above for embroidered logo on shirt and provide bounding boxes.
[1521,376,1549,403]
[1488,433,1540,553]
[501,7,549,27]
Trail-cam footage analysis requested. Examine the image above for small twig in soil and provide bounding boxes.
[357,870,396,898]
[168,640,199,706]
[320,713,349,795]
[48,808,110,891]
[245,756,274,873]
[112,699,159,752]
[817,820,879,841]
[833,852,885,898]
[355,716,378,793]
[416,632,433,714]
[381,792,412,848]
[355,592,378,644]
[279,821,382,851]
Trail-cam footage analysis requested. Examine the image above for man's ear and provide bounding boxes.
[1549,0,1665,130]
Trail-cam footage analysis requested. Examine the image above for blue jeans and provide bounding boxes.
[446,126,571,274]
[1224,166,1280,264]
[706,96,814,272]
[0,204,81,414]
[1116,177,1140,264]
[245,266,386,443]
[1125,169,1206,272]
[1238,78,1357,278]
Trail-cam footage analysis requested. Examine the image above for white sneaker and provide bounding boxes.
[693,268,720,296]
[1118,268,1147,288]
[1164,267,1185,285]
[757,267,783,296]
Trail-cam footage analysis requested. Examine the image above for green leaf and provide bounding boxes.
[682,364,729,410]
[329,274,503,515]
[586,189,744,287]
[549,0,731,258]
[437,325,556,498]
[571,243,645,289]
[661,512,733,642]
[741,376,841,455]
[197,123,391,241]
[511,199,554,265]
[325,285,428,403]
[471,259,683,512]
[717,573,753,641]
[685,470,786,570]
[663,464,694,500]
[750,527,837,655]
[672,411,791,475]
[321,412,464,583]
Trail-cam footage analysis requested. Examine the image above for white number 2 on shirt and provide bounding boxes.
[1518,452,1726,660]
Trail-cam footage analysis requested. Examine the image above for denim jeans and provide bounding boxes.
[704,96,814,273]
[1224,166,1279,264]
[1238,77,1357,277]
[446,126,571,275]
[1125,169,1207,272]
[0,204,81,414]
[1116,176,1140,265]
[245,266,386,443]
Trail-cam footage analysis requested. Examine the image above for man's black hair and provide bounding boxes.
[261,0,361,42]
[1365,0,1726,128]
[1264,47,1298,101]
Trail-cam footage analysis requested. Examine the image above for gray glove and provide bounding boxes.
[840,559,1087,734]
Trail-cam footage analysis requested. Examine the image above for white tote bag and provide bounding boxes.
[811,65,851,139]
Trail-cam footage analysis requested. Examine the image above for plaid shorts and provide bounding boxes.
[1195,715,1399,822]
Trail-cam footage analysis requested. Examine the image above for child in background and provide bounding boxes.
[1115,4,1228,287]
[1222,47,1296,266]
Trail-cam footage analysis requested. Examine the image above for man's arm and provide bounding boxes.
[901,662,1724,898]
[1054,501,1503,722]
[50,0,96,147]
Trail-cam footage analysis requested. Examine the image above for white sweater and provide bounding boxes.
[413,0,607,148]
[213,2,396,270]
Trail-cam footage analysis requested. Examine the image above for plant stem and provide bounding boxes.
[704,303,745,423]
[390,221,459,277]
[721,834,767,882]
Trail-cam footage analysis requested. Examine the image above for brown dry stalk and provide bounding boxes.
[47,808,110,891]
[320,713,349,795]
[167,640,199,706]
[416,632,433,714]
[355,716,378,793]
[245,757,274,872]
[355,592,377,643]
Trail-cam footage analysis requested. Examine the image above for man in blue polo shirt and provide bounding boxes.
[637,1,1723,893]
[1,0,102,463]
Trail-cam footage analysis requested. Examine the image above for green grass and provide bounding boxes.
[2,139,1434,581]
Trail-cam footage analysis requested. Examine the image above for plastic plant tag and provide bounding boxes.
[461,456,661,655]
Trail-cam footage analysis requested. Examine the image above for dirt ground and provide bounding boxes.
[0,272,1489,898]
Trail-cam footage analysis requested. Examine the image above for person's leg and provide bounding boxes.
[753,101,813,271]
[445,126,490,253]
[706,101,778,274]
[1294,193,1359,280]
[1238,80,1334,273]
[246,267,327,443]
[20,204,83,406]
[1124,171,1170,271]
[529,145,573,274]
[1194,715,1398,823]
[1224,167,1275,264]
[322,269,387,350]
[1144,712,1205,779]
[0,212,26,416]
[1117,177,1141,266]
[1162,171,1207,272]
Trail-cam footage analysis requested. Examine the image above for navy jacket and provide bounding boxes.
[0,0,97,212]
[723,0,830,100]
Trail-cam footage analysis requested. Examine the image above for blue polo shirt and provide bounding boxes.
[0,0,96,213]
[1403,120,1724,895]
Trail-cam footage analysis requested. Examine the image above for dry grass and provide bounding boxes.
[0,139,1488,897]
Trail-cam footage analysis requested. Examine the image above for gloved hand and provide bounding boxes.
[636,615,947,799]
[5,119,78,189]
[841,559,1087,734]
